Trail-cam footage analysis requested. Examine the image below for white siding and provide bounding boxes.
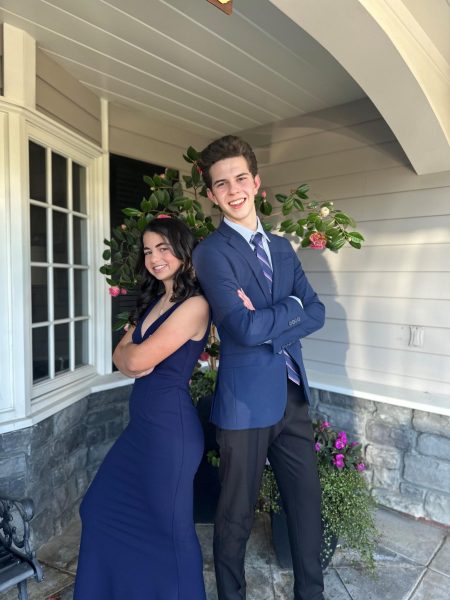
[243,98,450,406]
[36,50,101,145]
[109,104,211,171]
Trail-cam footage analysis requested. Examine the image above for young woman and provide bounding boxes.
[74,217,210,600]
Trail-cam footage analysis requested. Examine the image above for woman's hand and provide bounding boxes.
[237,288,255,311]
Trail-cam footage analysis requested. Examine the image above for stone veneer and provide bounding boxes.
[310,388,450,527]
[0,386,131,547]
[1,385,449,549]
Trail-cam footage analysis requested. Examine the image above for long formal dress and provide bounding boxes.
[74,299,209,600]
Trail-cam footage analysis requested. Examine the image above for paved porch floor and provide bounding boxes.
[3,507,449,600]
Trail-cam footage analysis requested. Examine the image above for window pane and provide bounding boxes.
[54,268,69,320]
[72,163,86,213]
[31,267,48,323]
[53,211,68,263]
[54,323,70,374]
[30,205,47,262]
[52,152,67,208]
[29,142,46,202]
[33,327,49,382]
[74,269,88,316]
[75,320,89,367]
[73,216,88,264]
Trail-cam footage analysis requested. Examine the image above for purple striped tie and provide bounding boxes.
[251,232,301,386]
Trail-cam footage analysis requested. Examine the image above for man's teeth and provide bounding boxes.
[229,199,245,206]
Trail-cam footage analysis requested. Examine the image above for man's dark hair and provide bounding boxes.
[199,135,258,190]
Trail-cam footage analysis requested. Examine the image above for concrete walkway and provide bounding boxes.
[3,507,449,600]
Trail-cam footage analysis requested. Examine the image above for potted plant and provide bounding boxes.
[207,419,378,572]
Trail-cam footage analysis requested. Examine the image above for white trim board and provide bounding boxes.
[309,371,450,417]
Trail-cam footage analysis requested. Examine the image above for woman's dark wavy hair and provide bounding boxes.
[199,135,258,190]
[130,218,201,325]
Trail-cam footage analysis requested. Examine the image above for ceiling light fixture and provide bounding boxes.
[207,0,233,15]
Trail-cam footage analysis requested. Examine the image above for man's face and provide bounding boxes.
[207,156,261,230]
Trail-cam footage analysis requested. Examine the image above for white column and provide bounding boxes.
[3,23,36,109]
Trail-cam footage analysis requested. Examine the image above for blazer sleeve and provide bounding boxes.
[193,243,304,348]
[270,245,325,353]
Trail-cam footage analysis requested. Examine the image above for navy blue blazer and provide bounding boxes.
[193,221,325,430]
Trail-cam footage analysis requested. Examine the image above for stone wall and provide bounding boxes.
[310,389,450,527]
[0,386,131,547]
[1,384,449,549]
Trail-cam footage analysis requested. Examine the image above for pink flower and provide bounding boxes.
[321,421,330,430]
[120,224,127,230]
[351,441,359,447]
[109,286,120,297]
[261,190,267,199]
[156,214,171,219]
[357,462,366,472]
[314,442,321,452]
[196,165,203,174]
[199,352,210,361]
[120,288,128,295]
[309,232,327,250]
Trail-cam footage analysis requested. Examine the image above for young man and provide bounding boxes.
[193,136,325,600]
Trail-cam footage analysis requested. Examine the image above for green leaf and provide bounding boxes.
[260,201,272,216]
[103,238,111,246]
[349,240,362,249]
[191,164,201,185]
[140,198,152,212]
[186,146,200,161]
[182,175,193,187]
[296,183,309,196]
[122,207,141,217]
[334,212,356,227]
[348,231,365,242]
[293,198,305,211]
[143,175,154,187]
[275,193,287,203]
[102,249,111,260]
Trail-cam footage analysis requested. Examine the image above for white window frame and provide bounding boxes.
[0,102,117,433]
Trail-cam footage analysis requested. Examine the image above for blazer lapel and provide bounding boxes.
[218,222,272,304]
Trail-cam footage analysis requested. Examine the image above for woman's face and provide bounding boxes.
[142,231,183,283]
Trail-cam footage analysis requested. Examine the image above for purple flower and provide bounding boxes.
[333,454,345,470]
[335,438,345,450]
[337,431,348,445]
[357,462,366,472]
[314,442,321,452]
[351,441,359,447]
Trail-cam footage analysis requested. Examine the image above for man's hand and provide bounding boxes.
[237,288,255,311]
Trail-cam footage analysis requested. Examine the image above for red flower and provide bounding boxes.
[199,352,210,361]
[156,214,171,219]
[309,232,327,250]
[120,288,128,295]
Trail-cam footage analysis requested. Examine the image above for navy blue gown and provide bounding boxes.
[74,299,208,599]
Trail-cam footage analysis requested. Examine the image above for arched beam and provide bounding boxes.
[270,0,450,175]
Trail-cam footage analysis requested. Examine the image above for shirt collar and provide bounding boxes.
[224,217,270,245]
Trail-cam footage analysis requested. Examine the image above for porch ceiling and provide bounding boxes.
[0,0,364,138]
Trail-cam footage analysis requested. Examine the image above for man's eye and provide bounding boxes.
[144,251,151,256]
